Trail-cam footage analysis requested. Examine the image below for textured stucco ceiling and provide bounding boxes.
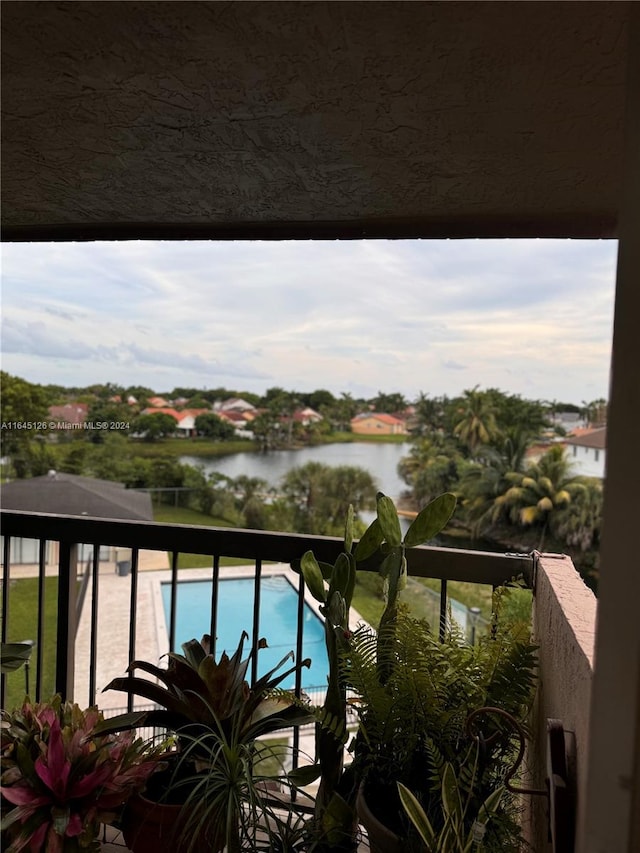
[1,1,630,240]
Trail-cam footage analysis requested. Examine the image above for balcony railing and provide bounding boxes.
[0,508,534,705]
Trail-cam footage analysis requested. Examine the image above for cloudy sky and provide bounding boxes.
[1,239,617,404]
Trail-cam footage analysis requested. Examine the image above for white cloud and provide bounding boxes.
[0,239,617,402]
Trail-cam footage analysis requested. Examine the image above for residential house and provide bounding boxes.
[141,407,209,437]
[47,403,88,428]
[146,396,169,408]
[350,413,408,436]
[217,397,258,414]
[565,428,607,479]
[2,4,639,850]
[551,411,587,432]
[293,407,323,426]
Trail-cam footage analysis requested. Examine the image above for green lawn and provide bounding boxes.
[3,577,60,710]
[127,438,255,459]
[152,505,253,568]
[325,432,409,445]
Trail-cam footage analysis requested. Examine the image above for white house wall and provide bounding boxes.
[568,445,606,479]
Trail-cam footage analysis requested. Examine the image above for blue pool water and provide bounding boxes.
[161,575,328,689]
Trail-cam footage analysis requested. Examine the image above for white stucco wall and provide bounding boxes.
[568,444,606,479]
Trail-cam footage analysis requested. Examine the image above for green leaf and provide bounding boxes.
[354,517,384,561]
[93,711,150,736]
[330,552,351,599]
[379,548,402,580]
[0,642,33,673]
[300,551,327,603]
[398,782,436,849]
[441,762,463,821]
[376,493,402,546]
[321,792,356,844]
[344,504,354,553]
[287,763,322,787]
[404,492,456,547]
[476,785,505,824]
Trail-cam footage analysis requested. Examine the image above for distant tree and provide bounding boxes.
[0,373,51,473]
[452,387,499,456]
[398,436,464,506]
[187,395,210,409]
[581,398,608,427]
[553,477,603,553]
[414,392,447,434]
[458,427,531,537]
[85,399,132,443]
[499,445,579,549]
[265,389,299,447]
[194,413,235,440]
[301,389,336,412]
[280,462,377,535]
[248,411,281,451]
[0,372,50,429]
[370,391,407,413]
[484,389,548,438]
[328,392,359,431]
[131,412,177,441]
[125,386,154,406]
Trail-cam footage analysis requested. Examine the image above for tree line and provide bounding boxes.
[1,373,604,588]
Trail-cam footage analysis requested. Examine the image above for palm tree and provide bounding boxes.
[452,387,499,456]
[499,445,578,549]
[460,427,531,537]
[398,436,462,506]
[554,477,603,552]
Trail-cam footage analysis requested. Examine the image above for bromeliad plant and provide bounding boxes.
[100,631,314,751]
[297,492,457,850]
[100,633,316,853]
[0,695,164,853]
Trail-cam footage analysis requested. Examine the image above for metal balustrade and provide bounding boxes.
[1,508,534,714]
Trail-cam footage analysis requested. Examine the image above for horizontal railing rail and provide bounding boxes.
[1,510,534,586]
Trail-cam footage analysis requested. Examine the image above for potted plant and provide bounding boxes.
[100,631,315,853]
[296,491,457,851]
[297,492,536,852]
[0,695,164,853]
[346,604,536,852]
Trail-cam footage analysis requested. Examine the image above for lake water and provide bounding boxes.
[181,441,410,500]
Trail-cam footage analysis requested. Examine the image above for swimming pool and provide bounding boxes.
[161,574,328,689]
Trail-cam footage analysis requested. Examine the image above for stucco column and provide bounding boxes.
[581,7,640,852]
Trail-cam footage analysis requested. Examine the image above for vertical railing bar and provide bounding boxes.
[35,540,47,702]
[127,548,140,713]
[491,584,498,638]
[292,570,306,792]
[210,554,220,660]
[1,536,11,708]
[439,578,448,642]
[55,542,78,701]
[88,545,100,706]
[251,559,262,687]
[169,551,179,653]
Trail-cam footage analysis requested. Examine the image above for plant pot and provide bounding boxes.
[121,790,210,853]
[356,784,402,853]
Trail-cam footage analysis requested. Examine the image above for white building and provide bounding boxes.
[565,428,607,479]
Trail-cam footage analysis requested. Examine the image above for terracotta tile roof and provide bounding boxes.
[48,403,88,425]
[141,407,181,420]
[565,427,607,450]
